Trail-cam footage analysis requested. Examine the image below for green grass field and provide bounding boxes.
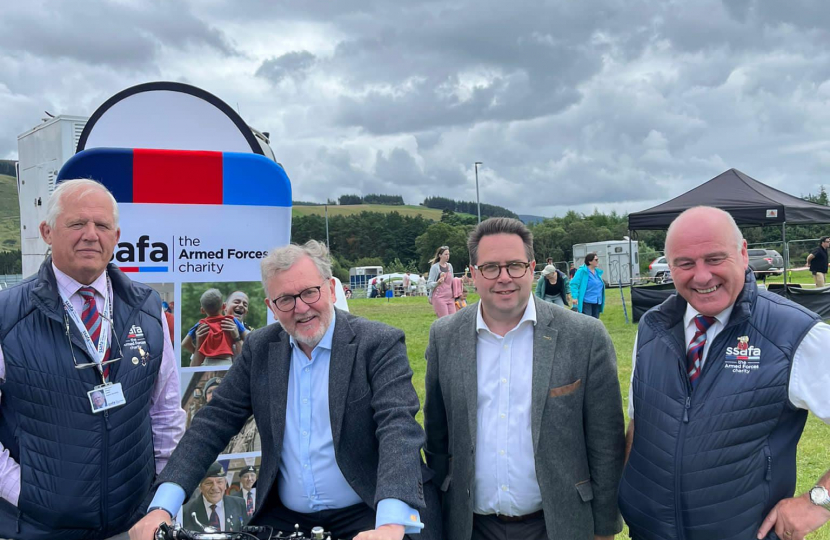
[348,281,830,539]
[292,204,475,221]
[0,174,20,251]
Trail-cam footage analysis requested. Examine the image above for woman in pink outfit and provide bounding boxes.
[427,245,456,317]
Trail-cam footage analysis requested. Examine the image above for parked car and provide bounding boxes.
[747,249,784,278]
[648,256,669,281]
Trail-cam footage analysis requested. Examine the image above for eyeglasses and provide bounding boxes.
[271,282,326,312]
[64,312,124,371]
[474,261,531,280]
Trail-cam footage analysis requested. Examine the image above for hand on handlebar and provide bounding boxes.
[129,509,172,540]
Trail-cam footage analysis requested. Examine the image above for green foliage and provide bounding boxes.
[292,201,324,206]
[0,160,16,177]
[440,208,478,226]
[338,194,363,205]
[364,193,405,205]
[804,186,829,206]
[414,222,473,271]
[422,196,518,219]
[0,174,20,251]
[0,250,21,274]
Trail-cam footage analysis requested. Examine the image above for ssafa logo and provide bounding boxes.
[112,235,170,274]
[724,336,761,374]
[127,325,145,339]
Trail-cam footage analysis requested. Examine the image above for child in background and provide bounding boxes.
[190,289,241,367]
[452,277,468,310]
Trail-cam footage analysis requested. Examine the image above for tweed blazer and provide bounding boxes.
[423,297,625,540]
[158,309,440,539]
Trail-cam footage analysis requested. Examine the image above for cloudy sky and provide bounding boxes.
[3,0,830,217]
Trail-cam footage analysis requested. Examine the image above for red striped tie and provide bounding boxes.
[79,287,111,380]
[687,315,716,388]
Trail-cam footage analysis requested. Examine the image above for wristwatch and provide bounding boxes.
[809,486,830,511]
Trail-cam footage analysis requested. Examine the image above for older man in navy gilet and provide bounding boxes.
[0,179,185,540]
[620,206,830,540]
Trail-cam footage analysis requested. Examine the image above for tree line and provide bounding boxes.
[337,194,405,205]
[0,160,16,178]
[422,196,518,219]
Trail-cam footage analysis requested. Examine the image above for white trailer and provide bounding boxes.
[17,115,88,277]
[572,239,640,286]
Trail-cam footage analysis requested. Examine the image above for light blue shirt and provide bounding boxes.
[151,316,422,533]
[583,268,604,304]
[473,298,543,516]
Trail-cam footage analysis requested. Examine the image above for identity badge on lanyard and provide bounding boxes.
[60,277,126,413]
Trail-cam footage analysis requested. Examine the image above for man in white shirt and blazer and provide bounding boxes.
[424,217,625,540]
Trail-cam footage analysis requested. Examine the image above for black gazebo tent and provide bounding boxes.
[626,168,830,320]
[628,168,830,230]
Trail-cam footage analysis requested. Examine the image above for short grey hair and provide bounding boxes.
[200,288,224,314]
[467,217,534,265]
[45,179,119,228]
[261,240,333,292]
[665,206,743,259]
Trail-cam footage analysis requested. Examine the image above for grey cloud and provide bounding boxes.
[256,51,317,84]
[0,0,234,69]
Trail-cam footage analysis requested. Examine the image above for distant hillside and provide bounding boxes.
[0,174,20,251]
[292,204,465,221]
[519,214,547,225]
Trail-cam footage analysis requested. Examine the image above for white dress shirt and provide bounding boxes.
[629,303,830,425]
[202,497,226,531]
[473,298,543,516]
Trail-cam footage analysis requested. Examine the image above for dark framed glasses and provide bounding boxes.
[271,282,326,312]
[474,261,531,280]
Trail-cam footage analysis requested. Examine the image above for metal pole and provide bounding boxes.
[782,222,788,290]
[474,162,483,224]
[325,204,330,249]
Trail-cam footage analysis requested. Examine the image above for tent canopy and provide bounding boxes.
[628,168,830,230]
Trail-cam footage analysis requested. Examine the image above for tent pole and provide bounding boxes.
[628,232,634,285]
[782,222,788,289]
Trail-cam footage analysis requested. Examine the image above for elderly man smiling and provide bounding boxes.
[620,206,830,540]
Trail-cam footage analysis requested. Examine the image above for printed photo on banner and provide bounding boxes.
[176,455,262,531]
[145,282,175,345]
[181,370,261,455]
[179,282,264,369]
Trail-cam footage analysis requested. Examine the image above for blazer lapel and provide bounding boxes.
[328,310,357,447]
[267,330,292,459]
[459,304,480,446]
[531,298,558,452]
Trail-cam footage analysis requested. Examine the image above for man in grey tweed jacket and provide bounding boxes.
[131,241,439,540]
[424,218,625,540]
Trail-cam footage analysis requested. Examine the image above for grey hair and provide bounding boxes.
[200,288,224,314]
[467,217,534,265]
[665,206,743,259]
[45,179,119,228]
[261,240,333,292]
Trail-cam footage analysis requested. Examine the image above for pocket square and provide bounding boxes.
[549,379,582,397]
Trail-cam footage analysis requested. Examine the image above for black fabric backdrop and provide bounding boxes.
[631,283,830,322]
[628,168,830,230]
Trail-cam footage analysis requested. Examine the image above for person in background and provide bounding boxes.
[568,262,576,279]
[427,246,456,318]
[182,463,247,532]
[232,465,258,523]
[402,272,412,297]
[570,253,605,318]
[534,264,571,307]
[806,236,830,287]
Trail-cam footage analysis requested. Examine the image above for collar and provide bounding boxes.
[683,303,733,330]
[288,310,336,353]
[52,263,107,299]
[475,294,537,336]
[203,496,224,511]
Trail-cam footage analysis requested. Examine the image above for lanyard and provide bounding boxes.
[60,275,112,366]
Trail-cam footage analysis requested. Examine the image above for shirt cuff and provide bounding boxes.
[375,498,424,534]
[149,482,186,519]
